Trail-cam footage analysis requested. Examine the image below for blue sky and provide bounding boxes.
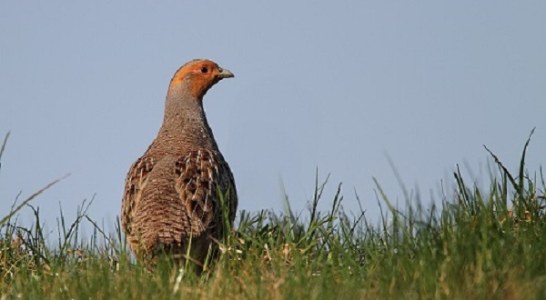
[1,2,545,233]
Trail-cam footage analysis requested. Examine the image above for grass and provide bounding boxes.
[0,130,545,299]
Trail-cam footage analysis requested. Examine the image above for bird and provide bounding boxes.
[121,59,238,270]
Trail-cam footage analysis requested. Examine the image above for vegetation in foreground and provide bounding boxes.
[0,130,545,299]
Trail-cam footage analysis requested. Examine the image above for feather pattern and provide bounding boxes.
[121,59,237,267]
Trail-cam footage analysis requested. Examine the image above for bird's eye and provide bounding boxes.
[201,66,208,73]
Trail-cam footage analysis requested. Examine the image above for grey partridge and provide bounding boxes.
[121,59,238,269]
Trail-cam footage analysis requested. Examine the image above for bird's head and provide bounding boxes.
[169,59,234,99]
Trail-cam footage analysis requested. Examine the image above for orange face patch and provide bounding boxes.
[170,60,222,98]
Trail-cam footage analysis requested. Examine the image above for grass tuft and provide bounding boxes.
[0,130,545,299]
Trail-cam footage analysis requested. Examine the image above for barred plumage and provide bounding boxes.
[121,59,237,269]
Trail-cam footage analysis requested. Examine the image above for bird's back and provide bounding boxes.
[122,143,237,264]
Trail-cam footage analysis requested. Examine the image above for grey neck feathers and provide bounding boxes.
[158,80,218,150]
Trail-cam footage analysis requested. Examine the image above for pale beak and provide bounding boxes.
[218,67,234,79]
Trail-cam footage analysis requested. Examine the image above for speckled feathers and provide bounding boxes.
[121,59,237,267]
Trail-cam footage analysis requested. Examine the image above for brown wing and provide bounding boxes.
[215,153,238,227]
[174,149,238,240]
[121,155,156,239]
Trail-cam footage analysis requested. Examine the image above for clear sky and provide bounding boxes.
[1,2,545,233]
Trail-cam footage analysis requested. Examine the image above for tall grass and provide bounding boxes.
[0,130,545,299]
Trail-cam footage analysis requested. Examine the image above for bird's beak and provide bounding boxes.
[217,68,234,79]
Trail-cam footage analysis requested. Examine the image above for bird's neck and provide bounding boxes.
[157,83,218,150]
